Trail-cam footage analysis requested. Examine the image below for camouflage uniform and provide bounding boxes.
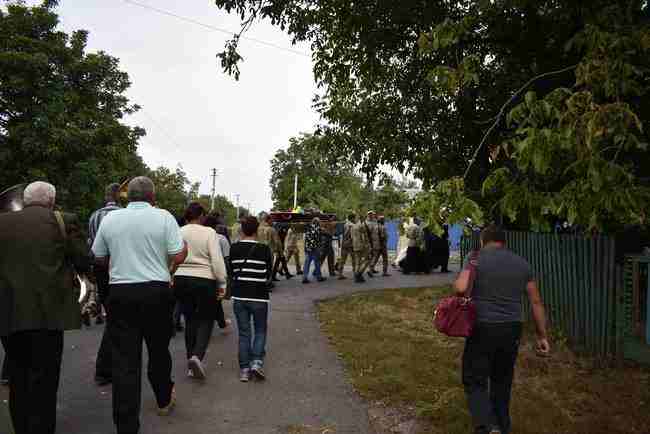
[258,219,277,269]
[367,220,382,272]
[337,220,356,278]
[371,221,390,274]
[285,227,302,274]
[352,221,371,275]
[257,220,275,249]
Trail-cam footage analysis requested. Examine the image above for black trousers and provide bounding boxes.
[320,246,336,276]
[174,276,216,361]
[462,322,522,434]
[272,253,290,278]
[108,282,175,434]
[216,301,227,329]
[95,267,112,380]
[7,330,63,434]
[1,336,8,382]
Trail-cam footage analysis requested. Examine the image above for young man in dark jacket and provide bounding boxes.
[302,217,325,283]
[229,216,274,382]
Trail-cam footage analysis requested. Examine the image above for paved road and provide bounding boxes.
[0,266,457,434]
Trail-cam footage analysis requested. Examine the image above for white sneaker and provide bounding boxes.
[188,356,206,380]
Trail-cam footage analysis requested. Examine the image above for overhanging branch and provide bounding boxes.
[463,64,578,180]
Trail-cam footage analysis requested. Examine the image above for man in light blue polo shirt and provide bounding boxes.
[92,176,187,434]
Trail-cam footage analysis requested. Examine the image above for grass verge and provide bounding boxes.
[318,286,650,434]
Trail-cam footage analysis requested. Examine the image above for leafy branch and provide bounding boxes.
[463,64,578,180]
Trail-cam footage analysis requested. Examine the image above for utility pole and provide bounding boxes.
[235,193,241,219]
[210,168,217,211]
[293,173,298,210]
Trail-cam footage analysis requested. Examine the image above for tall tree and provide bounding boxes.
[0,1,145,220]
[195,193,239,226]
[270,133,410,218]
[270,133,355,211]
[216,0,650,232]
[149,166,198,218]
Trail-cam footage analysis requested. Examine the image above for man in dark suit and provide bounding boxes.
[0,181,91,434]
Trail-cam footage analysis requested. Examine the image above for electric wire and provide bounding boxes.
[122,0,311,58]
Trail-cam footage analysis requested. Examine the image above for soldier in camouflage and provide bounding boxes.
[366,211,382,274]
[257,212,275,248]
[285,226,303,275]
[336,213,357,280]
[352,215,372,283]
[371,216,391,276]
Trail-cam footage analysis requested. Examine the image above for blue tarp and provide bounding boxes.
[449,224,463,251]
[386,220,400,251]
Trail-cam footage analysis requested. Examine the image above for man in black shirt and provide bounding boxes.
[229,217,273,382]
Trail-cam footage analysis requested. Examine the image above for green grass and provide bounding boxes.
[318,286,650,434]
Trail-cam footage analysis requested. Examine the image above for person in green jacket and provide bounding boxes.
[0,181,91,434]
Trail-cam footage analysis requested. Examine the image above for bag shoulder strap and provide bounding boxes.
[465,249,480,298]
[54,211,67,241]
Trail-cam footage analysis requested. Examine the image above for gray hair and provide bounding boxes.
[23,181,56,208]
[312,217,321,225]
[127,176,155,202]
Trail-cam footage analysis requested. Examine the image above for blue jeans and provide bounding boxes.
[233,300,269,369]
[303,250,322,279]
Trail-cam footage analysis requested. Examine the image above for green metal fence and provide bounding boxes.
[461,231,623,358]
[621,256,650,364]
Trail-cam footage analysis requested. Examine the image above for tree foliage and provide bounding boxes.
[216,0,650,233]
[148,166,199,218]
[410,177,484,235]
[0,1,146,221]
[483,21,650,232]
[195,193,241,226]
[270,133,410,218]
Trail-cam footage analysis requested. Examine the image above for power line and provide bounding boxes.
[137,109,186,151]
[121,0,311,58]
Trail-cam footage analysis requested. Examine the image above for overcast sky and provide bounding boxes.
[39,0,319,213]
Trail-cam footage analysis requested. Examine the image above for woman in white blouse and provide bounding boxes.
[174,202,227,380]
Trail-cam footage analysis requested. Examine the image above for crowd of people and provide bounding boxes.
[0,177,276,434]
[0,177,545,434]
[248,210,397,284]
[396,217,451,274]
[250,210,452,286]
[0,177,455,434]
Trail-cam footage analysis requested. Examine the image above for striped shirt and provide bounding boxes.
[229,240,273,302]
[88,202,121,246]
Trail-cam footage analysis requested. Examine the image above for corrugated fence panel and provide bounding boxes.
[461,230,619,357]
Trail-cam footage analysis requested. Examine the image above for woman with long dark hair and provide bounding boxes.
[174,203,227,380]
